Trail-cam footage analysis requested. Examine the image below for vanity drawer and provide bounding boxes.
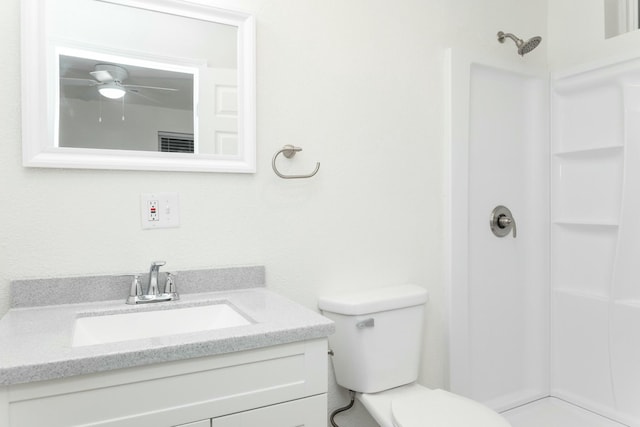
[213,394,327,427]
[175,421,211,427]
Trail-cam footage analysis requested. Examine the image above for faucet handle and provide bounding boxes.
[126,275,143,304]
[131,275,143,296]
[152,261,166,268]
[164,272,179,300]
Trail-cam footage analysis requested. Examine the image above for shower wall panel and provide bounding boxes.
[449,57,549,412]
[551,58,640,427]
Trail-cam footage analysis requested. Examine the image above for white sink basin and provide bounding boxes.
[72,303,252,347]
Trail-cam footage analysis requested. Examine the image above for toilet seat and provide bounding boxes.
[358,383,511,427]
[391,388,511,427]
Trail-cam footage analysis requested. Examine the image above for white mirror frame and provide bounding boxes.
[22,0,256,173]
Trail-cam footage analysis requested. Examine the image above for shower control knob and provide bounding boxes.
[497,215,512,228]
[490,205,517,238]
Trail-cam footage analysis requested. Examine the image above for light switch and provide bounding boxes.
[140,193,180,229]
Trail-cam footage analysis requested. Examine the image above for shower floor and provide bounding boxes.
[502,397,627,427]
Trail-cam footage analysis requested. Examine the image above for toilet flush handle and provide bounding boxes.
[356,318,375,329]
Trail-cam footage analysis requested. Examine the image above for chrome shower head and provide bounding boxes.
[518,36,542,55]
[497,31,542,56]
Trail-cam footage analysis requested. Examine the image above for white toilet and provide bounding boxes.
[318,285,511,427]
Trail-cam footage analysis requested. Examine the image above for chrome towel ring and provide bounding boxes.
[272,145,320,179]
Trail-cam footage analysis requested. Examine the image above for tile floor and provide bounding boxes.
[502,397,628,427]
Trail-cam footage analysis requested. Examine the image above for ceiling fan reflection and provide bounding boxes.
[61,64,177,102]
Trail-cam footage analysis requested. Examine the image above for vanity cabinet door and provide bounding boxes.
[213,394,326,427]
[173,421,211,427]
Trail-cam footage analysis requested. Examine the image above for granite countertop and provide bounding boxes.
[0,282,334,386]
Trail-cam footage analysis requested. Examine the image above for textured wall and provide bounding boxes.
[0,1,546,425]
[548,0,640,70]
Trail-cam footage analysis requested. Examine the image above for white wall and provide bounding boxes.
[0,0,546,425]
[60,99,193,151]
[549,0,640,70]
[49,0,238,69]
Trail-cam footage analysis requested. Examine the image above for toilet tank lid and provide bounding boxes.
[318,285,428,315]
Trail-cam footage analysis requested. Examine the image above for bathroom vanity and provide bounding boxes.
[0,267,334,426]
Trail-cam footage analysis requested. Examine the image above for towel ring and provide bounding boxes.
[272,145,320,179]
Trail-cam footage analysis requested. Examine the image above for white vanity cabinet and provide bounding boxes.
[213,394,326,427]
[175,421,211,427]
[1,339,328,427]
[175,394,327,427]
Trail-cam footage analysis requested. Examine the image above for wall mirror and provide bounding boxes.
[605,0,639,38]
[22,0,256,173]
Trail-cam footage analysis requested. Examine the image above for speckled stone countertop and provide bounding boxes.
[0,267,334,386]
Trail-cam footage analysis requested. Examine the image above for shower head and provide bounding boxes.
[497,31,542,56]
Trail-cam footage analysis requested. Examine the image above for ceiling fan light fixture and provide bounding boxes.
[98,83,126,99]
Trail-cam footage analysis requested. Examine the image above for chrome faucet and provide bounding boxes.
[147,261,165,296]
[126,261,179,304]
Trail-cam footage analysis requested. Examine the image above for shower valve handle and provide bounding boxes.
[497,215,516,238]
[490,206,517,238]
[497,216,511,227]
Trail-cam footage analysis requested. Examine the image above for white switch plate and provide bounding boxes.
[140,193,180,229]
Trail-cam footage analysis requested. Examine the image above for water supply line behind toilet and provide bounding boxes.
[327,348,355,427]
[329,389,356,427]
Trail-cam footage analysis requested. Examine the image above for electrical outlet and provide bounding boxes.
[148,200,159,221]
[140,193,180,229]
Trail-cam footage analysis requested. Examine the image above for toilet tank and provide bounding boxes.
[318,285,428,394]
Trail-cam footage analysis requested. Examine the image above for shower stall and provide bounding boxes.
[448,50,640,427]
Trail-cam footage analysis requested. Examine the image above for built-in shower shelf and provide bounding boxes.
[553,145,624,158]
[553,219,619,227]
[553,287,610,302]
[613,299,640,308]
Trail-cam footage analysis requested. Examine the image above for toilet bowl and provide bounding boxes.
[318,285,511,427]
[358,383,511,427]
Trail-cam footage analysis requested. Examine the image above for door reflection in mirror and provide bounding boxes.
[605,0,639,38]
